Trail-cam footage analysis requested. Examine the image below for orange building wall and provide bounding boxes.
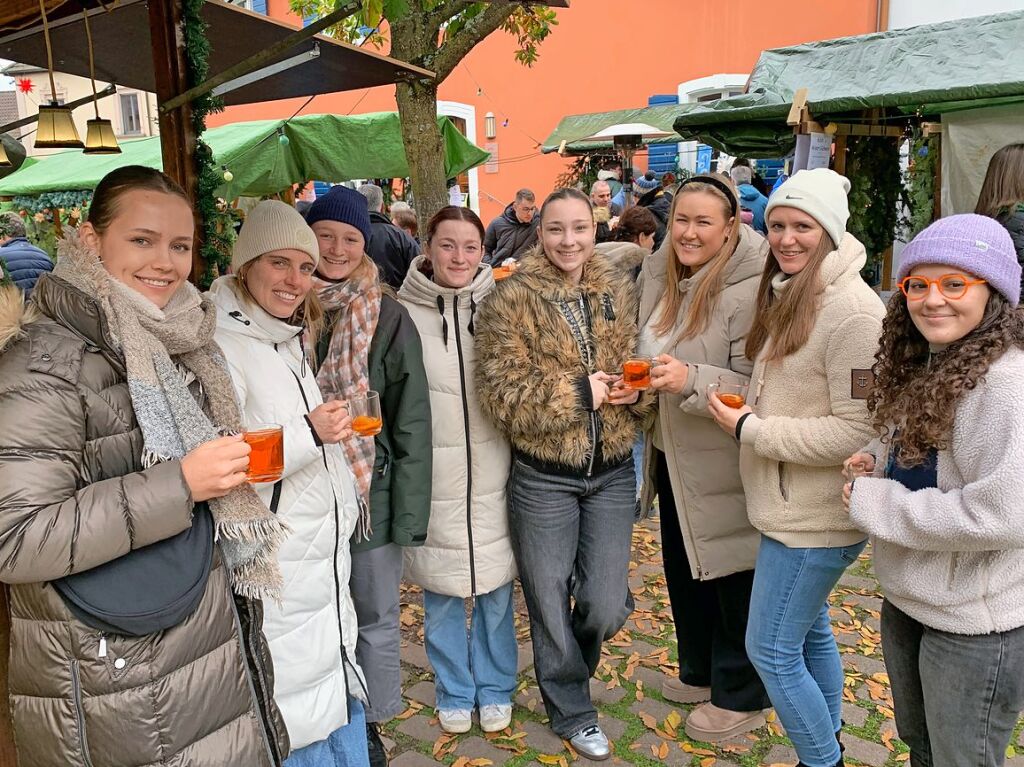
[210,0,879,223]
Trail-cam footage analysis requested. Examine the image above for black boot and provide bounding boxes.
[366,721,388,767]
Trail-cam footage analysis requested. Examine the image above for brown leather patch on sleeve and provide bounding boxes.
[851,369,874,400]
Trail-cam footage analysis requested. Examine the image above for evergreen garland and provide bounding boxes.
[905,133,938,239]
[182,0,234,288]
[846,136,901,286]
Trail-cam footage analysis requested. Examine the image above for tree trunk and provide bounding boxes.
[395,77,449,235]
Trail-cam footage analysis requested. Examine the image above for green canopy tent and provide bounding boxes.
[0,112,490,197]
[540,104,695,154]
[671,10,1024,156]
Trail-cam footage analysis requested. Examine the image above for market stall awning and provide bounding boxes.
[541,104,695,154]
[0,0,433,107]
[672,9,1024,156]
[0,112,490,197]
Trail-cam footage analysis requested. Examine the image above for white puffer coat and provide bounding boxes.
[398,257,515,597]
[208,277,366,749]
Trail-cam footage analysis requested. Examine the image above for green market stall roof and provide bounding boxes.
[0,112,490,197]
[541,104,696,154]
[671,9,1024,157]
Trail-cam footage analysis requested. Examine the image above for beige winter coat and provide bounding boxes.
[739,234,885,548]
[637,225,767,579]
[398,258,515,597]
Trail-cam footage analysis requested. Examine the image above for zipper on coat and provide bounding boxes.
[285,359,354,714]
[229,594,283,766]
[586,411,598,478]
[452,297,478,596]
[70,660,95,767]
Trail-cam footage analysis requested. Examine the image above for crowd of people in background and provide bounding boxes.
[0,142,1023,767]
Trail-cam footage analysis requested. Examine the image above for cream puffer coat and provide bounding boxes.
[739,234,885,548]
[208,277,366,750]
[398,258,515,597]
[637,224,767,580]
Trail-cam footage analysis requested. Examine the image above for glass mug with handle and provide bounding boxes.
[350,391,383,437]
[243,423,284,483]
[707,374,749,409]
[621,356,664,391]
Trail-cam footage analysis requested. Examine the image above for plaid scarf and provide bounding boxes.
[53,234,285,600]
[315,258,381,541]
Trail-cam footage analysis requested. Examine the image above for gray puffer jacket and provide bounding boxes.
[0,279,287,767]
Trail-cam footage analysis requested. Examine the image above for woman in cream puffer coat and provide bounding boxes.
[398,207,517,736]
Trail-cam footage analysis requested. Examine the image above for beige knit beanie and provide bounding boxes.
[232,200,319,271]
[765,168,852,248]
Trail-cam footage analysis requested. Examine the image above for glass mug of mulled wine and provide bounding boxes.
[622,357,661,391]
[350,391,383,437]
[243,423,284,483]
[707,374,749,409]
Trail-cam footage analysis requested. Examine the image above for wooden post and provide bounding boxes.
[148,0,205,283]
[832,134,848,175]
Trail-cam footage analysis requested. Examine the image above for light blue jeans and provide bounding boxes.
[746,535,866,767]
[283,697,370,767]
[423,582,518,712]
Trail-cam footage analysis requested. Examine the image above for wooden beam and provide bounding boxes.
[148,0,204,283]
[160,1,363,113]
[786,88,809,127]
[832,134,848,176]
[825,122,905,138]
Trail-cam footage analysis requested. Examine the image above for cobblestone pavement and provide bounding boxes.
[385,518,1024,767]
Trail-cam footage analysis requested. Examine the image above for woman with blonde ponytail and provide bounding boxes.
[637,174,770,742]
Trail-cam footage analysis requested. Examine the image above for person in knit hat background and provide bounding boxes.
[207,198,373,766]
[633,171,672,250]
[844,214,1024,767]
[708,167,885,767]
[306,184,433,767]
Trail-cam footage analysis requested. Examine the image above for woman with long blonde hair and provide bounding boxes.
[638,174,770,742]
[975,143,1024,286]
[708,168,884,767]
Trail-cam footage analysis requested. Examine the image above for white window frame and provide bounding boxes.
[437,100,479,212]
[118,91,143,136]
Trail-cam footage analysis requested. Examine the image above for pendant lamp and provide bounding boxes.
[82,9,120,154]
[0,142,10,168]
[34,0,84,150]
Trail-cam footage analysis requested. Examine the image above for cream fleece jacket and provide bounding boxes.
[738,234,885,547]
[849,348,1024,635]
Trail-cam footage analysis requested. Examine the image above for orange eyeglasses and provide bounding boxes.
[897,274,987,301]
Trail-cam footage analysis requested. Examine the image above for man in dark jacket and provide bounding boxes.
[357,183,420,289]
[0,213,52,296]
[483,189,539,265]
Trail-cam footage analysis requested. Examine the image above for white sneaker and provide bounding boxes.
[438,708,472,734]
[479,703,513,733]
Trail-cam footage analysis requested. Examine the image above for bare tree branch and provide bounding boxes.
[426,1,516,79]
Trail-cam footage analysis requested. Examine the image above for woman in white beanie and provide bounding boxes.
[207,200,371,767]
[708,168,885,767]
[844,215,1024,767]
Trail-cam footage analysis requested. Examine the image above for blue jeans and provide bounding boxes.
[746,536,866,767]
[508,458,636,738]
[284,698,370,767]
[423,583,518,712]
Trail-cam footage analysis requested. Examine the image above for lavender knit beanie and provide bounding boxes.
[896,214,1021,307]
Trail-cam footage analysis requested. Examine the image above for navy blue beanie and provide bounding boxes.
[305,185,373,246]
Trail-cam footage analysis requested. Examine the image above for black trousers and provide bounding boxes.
[656,450,769,712]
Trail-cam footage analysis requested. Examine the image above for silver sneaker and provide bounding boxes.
[570,724,611,761]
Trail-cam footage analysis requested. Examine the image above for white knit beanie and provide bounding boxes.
[765,168,851,248]
[232,200,319,271]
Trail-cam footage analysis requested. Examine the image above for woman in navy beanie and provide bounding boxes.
[306,185,433,767]
[844,214,1024,767]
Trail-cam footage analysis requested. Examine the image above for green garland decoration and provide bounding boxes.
[846,136,902,286]
[904,133,938,239]
[182,0,234,288]
[0,256,11,288]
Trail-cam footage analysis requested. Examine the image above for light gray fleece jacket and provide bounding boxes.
[849,347,1024,636]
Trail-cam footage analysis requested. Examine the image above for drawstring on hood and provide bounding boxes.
[436,295,450,349]
[468,296,477,336]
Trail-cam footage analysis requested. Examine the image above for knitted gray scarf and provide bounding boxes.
[54,234,284,599]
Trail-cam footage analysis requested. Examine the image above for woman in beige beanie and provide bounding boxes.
[207,200,372,767]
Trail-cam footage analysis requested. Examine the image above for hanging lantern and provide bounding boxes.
[34,0,83,150]
[0,142,10,168]
[81,10,120,155]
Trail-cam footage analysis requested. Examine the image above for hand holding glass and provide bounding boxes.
[707,375,749,409]
[350,391,383,437]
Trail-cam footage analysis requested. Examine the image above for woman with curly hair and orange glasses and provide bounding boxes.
[844,214,1024,767]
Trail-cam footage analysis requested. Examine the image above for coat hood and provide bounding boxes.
[514,244,628,303]
[398,254,496,309]
[207,275,303,345]
[737,184,764,204]
[643,223,767,294]
[0,282,36,353]
[595,241,649,273]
